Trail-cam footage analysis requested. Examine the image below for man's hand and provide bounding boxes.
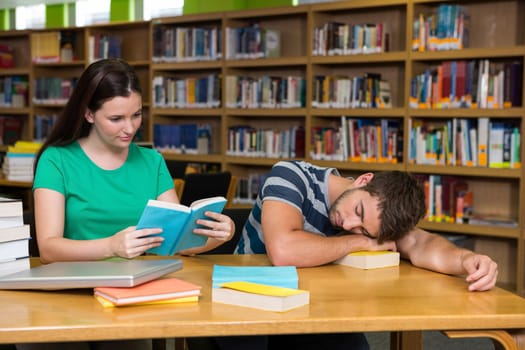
[462,252,498,291]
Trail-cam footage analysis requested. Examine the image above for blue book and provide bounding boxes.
[137,196,227,255]
[212,265,298,289]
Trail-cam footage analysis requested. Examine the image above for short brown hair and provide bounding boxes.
[360,171,426,243]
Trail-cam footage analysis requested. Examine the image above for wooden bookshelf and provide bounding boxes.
[0,0,523,295]
[150,1,525,295]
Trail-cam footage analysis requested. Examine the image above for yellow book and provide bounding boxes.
[335,251,400,269]
[95,295,199,308]
[212,281,309,312]
[7,141,42,154]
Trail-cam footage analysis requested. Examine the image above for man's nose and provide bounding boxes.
[342,216,360,231]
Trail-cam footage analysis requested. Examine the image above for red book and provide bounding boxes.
[94,277,202,306]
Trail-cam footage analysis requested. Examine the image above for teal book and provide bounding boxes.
[137,196,227,255]
[212,265,298,289]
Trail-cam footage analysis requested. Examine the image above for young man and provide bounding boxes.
[236,160,498,291]
[199,161,498,350]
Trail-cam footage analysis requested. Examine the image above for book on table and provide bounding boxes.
[0,237,30,261]
[212,265,299,289]
[212,281,309,312]
[137,196,227,255]
[0,197,24,229]
[0,224,30,243]
[0,257,29,277]
[94,277,202,307]
[335,250,400,269]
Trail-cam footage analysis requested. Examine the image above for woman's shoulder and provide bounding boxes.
[39,142,79,159]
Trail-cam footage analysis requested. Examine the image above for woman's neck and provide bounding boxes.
[78,137,129,170]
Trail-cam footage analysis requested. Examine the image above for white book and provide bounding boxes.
[0,238,29,261]
[0,197,23,218]
[0,224,30,243]
[335,251,400,269]
[477,118,489,167]
[0,257,30,277]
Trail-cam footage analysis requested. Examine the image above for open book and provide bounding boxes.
[335,251,400,269]
[137,196,227,255]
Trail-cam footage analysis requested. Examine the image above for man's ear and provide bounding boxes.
[353,172,374,187]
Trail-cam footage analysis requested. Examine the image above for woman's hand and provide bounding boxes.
[110,226,164,258]
[193,211,235,242]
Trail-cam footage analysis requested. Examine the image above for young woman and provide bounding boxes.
[32,58,235,263]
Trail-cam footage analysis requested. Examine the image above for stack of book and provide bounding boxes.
[0,197,30,277]
[2,141,42,182]
[211,265,309,312]
[94,277,202,307]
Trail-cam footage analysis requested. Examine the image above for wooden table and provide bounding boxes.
[1,255,524,349]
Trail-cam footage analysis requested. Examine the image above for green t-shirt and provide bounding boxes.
[33,142,174,240]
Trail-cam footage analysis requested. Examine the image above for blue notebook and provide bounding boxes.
[212,265,298,289]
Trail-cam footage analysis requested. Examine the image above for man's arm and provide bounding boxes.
[397,227,498,291]
[261,200,395,267]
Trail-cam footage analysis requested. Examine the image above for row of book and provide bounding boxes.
[0,116,23,146]
[225,75,306,109]
[310,117,403,163]
[153,123,213,154]
[88,34,122,63]
[0,44,14,68]
[224,25,281,60]
[409,118,521,169]
[312,21,389,56]
[410,59,523,109]
[0,197,30,278]
[233,172,268,206]
[226,125,305,159]
[31,30,77,64]
[32,77,77,105]
[312,73,392,109]
[0,76,29,108]
[34,114,57,143]
[152,26,222,63]
[414,174,518,228]
[412,4,470,52]
[152,75,221,109]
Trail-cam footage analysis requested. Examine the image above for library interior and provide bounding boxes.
[0,0,524,349]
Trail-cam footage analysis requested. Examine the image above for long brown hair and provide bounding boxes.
[34,58,142,170]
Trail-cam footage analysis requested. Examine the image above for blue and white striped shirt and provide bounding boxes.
[235,160,340,254]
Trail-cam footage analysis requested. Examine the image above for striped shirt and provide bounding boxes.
[235,160,340,254]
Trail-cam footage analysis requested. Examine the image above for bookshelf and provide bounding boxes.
[149,0,524,295]
[0,0,523,295]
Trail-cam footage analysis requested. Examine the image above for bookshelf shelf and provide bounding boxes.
[162,152,223,163]
[408,108,525,118]
[311,52,408,64]
[406,164,522,179]
[410,47,525,61]
[155,108,222,116]
[418,221,520,239]
[226,57,308,67]
[311,108,406,117]
[226,108,307,117]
